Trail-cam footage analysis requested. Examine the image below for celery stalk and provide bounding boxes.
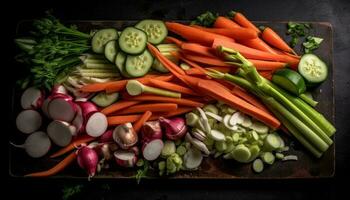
[299,93,318,107]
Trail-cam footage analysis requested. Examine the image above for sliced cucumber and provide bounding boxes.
[135,20,168,44]
[250,121,269,134]
[115,52,131,78]
[92,29,118,54]
[152,59,170,73]
[125,50,153,77]
[272,68,306,96]
[118,27,147,55]
[91,92,119,107]
[104,40,118,62]
[298,54,328,84]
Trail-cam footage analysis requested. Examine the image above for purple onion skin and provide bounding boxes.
[159,117,187,140]
[77,146,99,178]
[141,121,163,143]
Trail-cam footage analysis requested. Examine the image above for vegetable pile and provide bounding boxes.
[12,10,335,180]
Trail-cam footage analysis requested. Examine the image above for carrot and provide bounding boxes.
[80,82,114,93]
[108,114,141,125]
[231,11,261,34]
[133,111,152,133]
[148,79,198,96]
[123,95,204,107]
[165,22,235,46]
[214,16,241,28]
[261,27,297,55]
[165,36,184,46]
[183,53,233,67]
[196,79,280,128]
[185,67,231,76]
[113,103,178,115]
[171,52,208,74]
[238,38,278,55]
[248,59,288,70]
[25,151,77,177]
[163,107,195,118]
[181,43,216,58]
[231,86,270,113]
[191,25,258,40]
[212,38,300,67]
[101,100,140,115]
[50,135,96,158]
[259,70,274,80]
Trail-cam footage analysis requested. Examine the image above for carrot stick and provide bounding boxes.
[191,25,258,40]
[123,95,204,107]
[108,114,141,125]
[50,135,95,158]
[185,67,231,76]
[113,103,178,115]
[148,107,195,120]
[181,43,216,58]
[231,11,261,34]
[133,111,152,133]
[80,82,113,93]
[261,27,297,55]
[101,100,140,115]
[171,52,208,74]
[25,151,77,177]
[248,59,288,70]
[214,16,241,28]
[165,22,235,46]
[259,70,274,80]
[165,36,184,46]
[231,86,270,113]
[238,38,278,55]
[148,79,199,96]
[183,53,233,67]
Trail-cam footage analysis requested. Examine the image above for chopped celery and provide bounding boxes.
[215,141,227,152]
[186,112,199,127]
[261,152,275,165]
[252,159,264,173]
[231,144,251,163]
[176,146,187,156]
[203,104,219,115]
[161,141,176,158]
[275,153,285,159]
[263,134,281,151]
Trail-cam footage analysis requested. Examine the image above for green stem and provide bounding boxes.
[299,93,318,107]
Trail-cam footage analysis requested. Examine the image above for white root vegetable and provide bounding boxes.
[184,147,203,169]
[185,133,210,155]
[47,120,76,147]
[142,139,164,161]
[21,87,44,109]
[16,109,42,134]
[51,84,68,95]
[11,131,51,158]
[208,130,226,142]
[205,111,223,122]
[113,123,138,149]
[48,94,77,122]
[77,101,108,137]
[114,150,138,167]
[229,112,244,126]
[223,114,238,131]
[72,105,84,135]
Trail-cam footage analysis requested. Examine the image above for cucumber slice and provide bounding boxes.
[152,59,170,73]
[91,92,119,107]
[252,159,264,173]
[118,27,147,55]
[135,20,168,44]
[231,144,251,163]
[298,54,328,84]
[272,68,306,96]
[115,52,131,78]
[92,29,118,54]
[125,50,153,77]
[104,40,118,62]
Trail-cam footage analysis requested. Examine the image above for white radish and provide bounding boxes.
[114,150,138,167]
[205,111,223,122]
[185,133,210,155]
[16,109,42,134]
[78,101,108,137]
[21,87,44,109]
[11,131,51,158]
[47,120,76,147]
[229,112,244,126]
[142,139,164,161]
[51,84,68,95]
[72,105,84,135]
[48,94,77,122]
[184,147,203,169]
[41,98,51,117]
[223,114,238,131]
[208,130,226,141]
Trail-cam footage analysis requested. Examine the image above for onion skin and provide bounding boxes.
[77,146,99,178]
[159,117,187,140]
[113,123,138,149]
[141,121,163,143]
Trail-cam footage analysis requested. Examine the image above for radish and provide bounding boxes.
[142,139,164,161]
[48,94,77,122]
[159,117,187,140]
[41,98,51,117]
[99,130,114,143]
[51,84,68,95]
[77,146,99,179]
[11,131,51,158]
[77,101,108,137]
[41,85,68,117]
[16,109,42,134]
[184,147,203,169]
[113,123,138,149]
[141,121,162,143]
[72,105,84,135]
[114,150,138,168]
[21,87,44,109]
[47,120,76,147]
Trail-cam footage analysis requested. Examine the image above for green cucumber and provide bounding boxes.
[252,158,264,173]
[135,20,168,44]
[91,92,119,107]
[115,52,131,78]
[92,28,118,54]
[125,50,153,77]
[298,54,328,84]
[272,68,306,96]
[118,27,147,55]
[104,40,119,62]
[231,144,251,163]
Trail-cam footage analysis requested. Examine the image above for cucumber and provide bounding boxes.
[118,27,147,55]
[115,52,131,78]
[298,54,328,84]
[125,50,153,77]
[91,92,119,107]
[135,20,168,44]
[104,40,118,62]
[92,29,118,54]
[272,68,306,96]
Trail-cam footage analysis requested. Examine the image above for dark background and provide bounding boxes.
[6,0,350,199]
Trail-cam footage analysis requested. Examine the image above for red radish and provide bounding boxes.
[130,146,140,156]
[141,121,163,143]
[77,146,99,179]
[114,150,138,167]
[47,120,76,147]
[16,109,42,134]
[142,139,164,161]
[51,84,68,95]
[41,98,51,117]
[10,131,51,158]
[113,123,138,149]
[48,94,77,122]
[93,143,114,161]
[77,101,108,137]
[159,117,187,140]
[98,130,114,143]
[41,86,68,117]
[21,87,45,109]
[72,105,84,135]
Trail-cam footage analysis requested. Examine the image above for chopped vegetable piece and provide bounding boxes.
[252,158,264,173]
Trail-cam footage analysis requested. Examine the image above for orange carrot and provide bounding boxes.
[163,107,195,118]
[181,43,216,58]
[238,38,278,55]
[148,79,198,96]
[133,111,152,133]
[50,135,95,158]
[101,100,140,115]
[123,95,204,107]
[261,27,296,55]
[165,22,235,46]
[171,52,208,74]
[25,151,77,177]
[248,59,288,70]
[80,82,114,93]
[114,103,178,115]
[231,11,261,33]
[214,16,241,28]
[108,114,142,125]
[183,53,233,67]
[165,36,184,46]
[231,86,270,113]
[259,70,274,80]
[185,66,231,76]
[191,25,258,40]
[196,79,280,128]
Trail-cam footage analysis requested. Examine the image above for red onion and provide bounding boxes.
[159,117,187,140]
[99,130,114,143]
[77,146,99,179]
[141,121,163,142]
[113,123,138,149]
[114,150,138,168]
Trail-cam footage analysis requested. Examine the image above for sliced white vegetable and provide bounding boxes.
[184,147,203,169]
[48,94,77,122]
[185,133,210,155]
[240,115,252,127]
[114,150,137,167]
[85,112,108,137]
[223,114,238,131]
[47,120,75,147]
[142,139,164,161]
[205,111,223,122]
[16,109,42,134]
[41,98,51,117]
[282,155,298,161]
[21,87,44,109]
[72,105,84,135]
[196,107,211,134]
[250,121,269,134]
[208,130,226,141]
[191,131,206,142]
[51,84,68,95]
[11,131,51,158]
[229,112,244,126]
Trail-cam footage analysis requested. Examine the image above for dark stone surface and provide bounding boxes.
[6,0,350,199]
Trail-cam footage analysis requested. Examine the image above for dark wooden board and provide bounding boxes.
[9,20,334,179]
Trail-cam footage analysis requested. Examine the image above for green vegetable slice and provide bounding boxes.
[125,50,153,77]
[272,68,306,96]
[252,158,264,173]
[298,54,328,84]
[91,92,119,107]
[92,28,118,54]
[104,40,118,62]
[135,20,168,44]
[119,27,147,54]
